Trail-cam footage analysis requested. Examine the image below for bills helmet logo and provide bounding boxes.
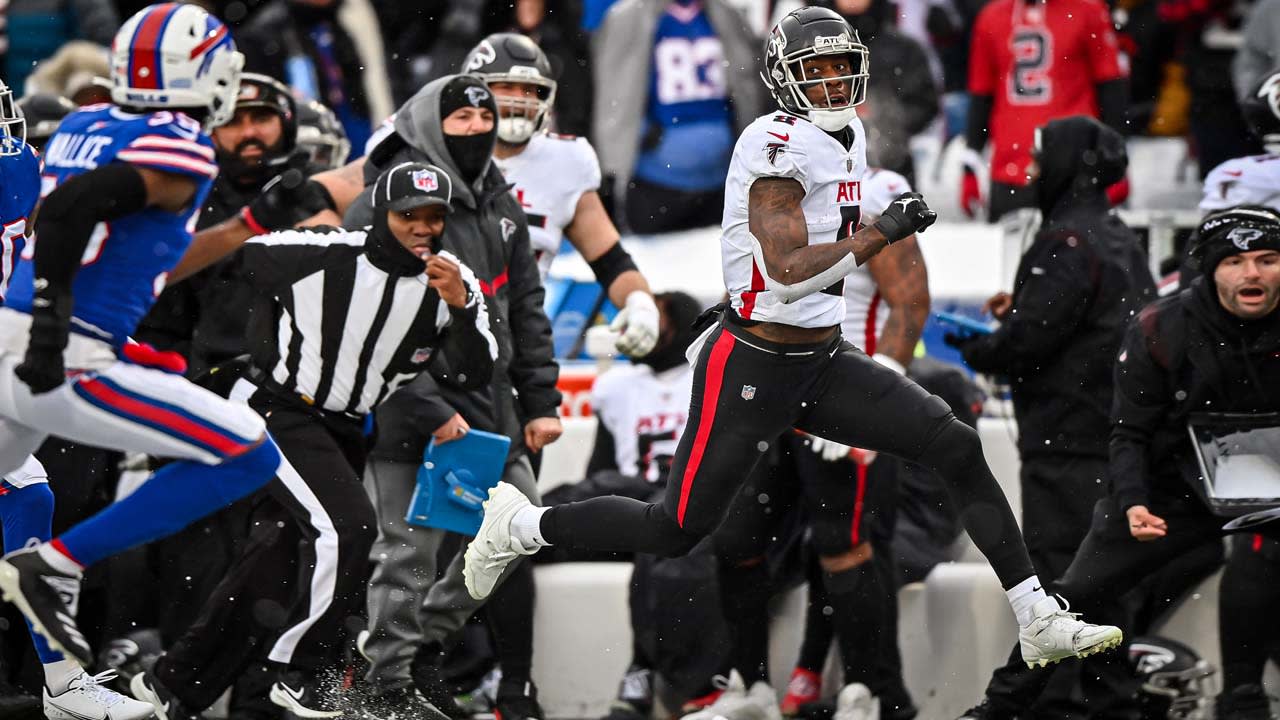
[412,169,438,192]
[500,217,517,242]
[765,142,786,166]
[1228,227,1264,250]
[466,40,497,72]
[741,385,756,401]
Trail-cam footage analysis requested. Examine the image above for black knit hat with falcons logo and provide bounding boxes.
[1192,205,1280,273]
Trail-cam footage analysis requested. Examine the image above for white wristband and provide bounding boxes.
[752,234,857,304]
[872,353,906,375]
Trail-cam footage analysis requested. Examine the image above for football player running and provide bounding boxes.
[464,6,1123,670]
[463,33,659,358]
[0,76,155,720]
[0,3,319,671]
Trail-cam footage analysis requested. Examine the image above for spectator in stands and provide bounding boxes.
[814,0,939,183]
[20,40,108,104]
[592,0,765,233]
[478,0,594,138]
[1235,0,1280,101]
[237,0,379,153]
[1159,0,1261,177]
[957,205,1280,720]
[960,0,1128,221]
[949,116,1156,719]
[346,74,561,720]
[1,0,116,94]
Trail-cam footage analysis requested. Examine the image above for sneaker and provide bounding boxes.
[46,669,155,720]
[410,646,469,720]
[1216,684,1275,720]
[269,669,343,719]
[495,679,544,720]
[130,671,200,720]
[0,546,92,666]
[745,680,783,720]
[1019,596,1123,668]
[683,671,763,720]
[832,684,877,720]
[780,669,821,716]
[362,688,452,720]
[463,483,536,600]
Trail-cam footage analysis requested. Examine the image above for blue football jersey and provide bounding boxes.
[0,142,42,300]
[6,105,218,346]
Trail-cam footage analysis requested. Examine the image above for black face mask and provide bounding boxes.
[366,211,433,276]
[444,132,494,184]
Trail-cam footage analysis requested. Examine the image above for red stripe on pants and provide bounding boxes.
[851,463,868,545]
[677,332,736,527]
[863,291,881,356]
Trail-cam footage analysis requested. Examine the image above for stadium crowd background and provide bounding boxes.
[0,0,1275,718]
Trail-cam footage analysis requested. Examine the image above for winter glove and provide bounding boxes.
[960,148,985,219]
[872,192,937,244]
[610,291,660,357]
[15,286,72,394]
[240,154,335,234]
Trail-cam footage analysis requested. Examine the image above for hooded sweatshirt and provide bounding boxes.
[961,117,1155,458]
[348,75,561,463]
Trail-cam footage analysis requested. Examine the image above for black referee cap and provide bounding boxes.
[373,161,454,213]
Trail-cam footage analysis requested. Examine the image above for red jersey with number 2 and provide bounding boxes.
[968,0,1126,186]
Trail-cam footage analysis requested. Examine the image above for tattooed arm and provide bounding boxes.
[867,235,930,368]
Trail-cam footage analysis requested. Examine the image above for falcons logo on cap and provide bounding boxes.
[412,169,438,192]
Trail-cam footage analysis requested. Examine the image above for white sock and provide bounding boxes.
[1006,575,1049,626]
[43,658,82,695]
[37,542,84,576]
[510,506,551,548]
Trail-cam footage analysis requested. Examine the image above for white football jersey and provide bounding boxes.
[1200,153,1280,213]
[592,363,693,484]
[722,111,867,328]
[841,168,912,352]
[493,133,602,279]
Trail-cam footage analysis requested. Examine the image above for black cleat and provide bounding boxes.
[269,668,343,719]
[1216,684,1276,720]
[130,671,201,720]
[0,546,90,666]
[495,679,544,720]
[410,647,468,720]
[362,687,453,720]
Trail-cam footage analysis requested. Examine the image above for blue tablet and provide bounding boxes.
[932,310,995,336]
[406,429,512,536]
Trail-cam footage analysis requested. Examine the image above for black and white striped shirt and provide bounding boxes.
[238,228,498,417]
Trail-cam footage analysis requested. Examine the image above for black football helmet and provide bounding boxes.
[296,99,351,170]
[1128,636,1214,719]
[0,76,24,157]
[1242,68,1280,152]
[15,93,74,153]
[463,33,557,144]
[232,73,298,152]
[761,6,869,131]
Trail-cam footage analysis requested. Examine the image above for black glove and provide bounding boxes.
[873,192,937,244]
[943,331,978,349]
[15,284,72,394]
[240,155,335,233]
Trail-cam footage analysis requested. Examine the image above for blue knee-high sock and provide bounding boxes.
[55,439,280,568]
[0,481,65,663]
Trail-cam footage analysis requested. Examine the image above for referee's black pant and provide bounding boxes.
[541,317,1036,591]
[155,391,375,709]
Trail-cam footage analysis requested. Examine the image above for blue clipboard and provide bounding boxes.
[932,310,995,336]
[406,429,511,536]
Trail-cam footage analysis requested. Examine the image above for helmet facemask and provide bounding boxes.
[487,73,557,145]
[0,81,27,157]
[766,31,869,132]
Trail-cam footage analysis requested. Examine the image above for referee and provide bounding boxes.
[132,162,498,720]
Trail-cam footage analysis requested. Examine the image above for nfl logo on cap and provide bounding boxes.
[413,169,438,193]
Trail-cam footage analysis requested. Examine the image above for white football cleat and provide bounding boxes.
[682,670,767,720]
[463,482,536,600]
[1020,596,1123,668]
[45,669,156,720]
[744,680,783,720]
[833,683,879,720]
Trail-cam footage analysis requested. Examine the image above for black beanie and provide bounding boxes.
[440,76,498,121]
[1194,206,1280,274]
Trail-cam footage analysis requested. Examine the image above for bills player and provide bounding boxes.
[0,3,285,670]
[465,6,1123,669]
[1201,69,1280,213]
[0,77,155,720]
[462,33,660,358]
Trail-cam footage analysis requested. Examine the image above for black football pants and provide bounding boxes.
[542,319,1036,590]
